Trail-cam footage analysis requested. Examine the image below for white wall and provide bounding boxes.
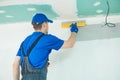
[0,15,120,80]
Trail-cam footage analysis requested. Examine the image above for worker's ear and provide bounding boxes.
[41,23,45,29]
[42,22,48,28]
[42,22,46,27]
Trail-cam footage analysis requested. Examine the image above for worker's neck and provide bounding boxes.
[35,30,47,34]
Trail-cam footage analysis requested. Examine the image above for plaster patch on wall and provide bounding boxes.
[5,15,14,18]
[0,10,6,13]
[96,9,103,14]
[27,8,36,11]
[93,1,101,7]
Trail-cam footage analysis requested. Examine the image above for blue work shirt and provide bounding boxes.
[16,32,64,68]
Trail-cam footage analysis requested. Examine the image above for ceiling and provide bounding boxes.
[0,0,120,24]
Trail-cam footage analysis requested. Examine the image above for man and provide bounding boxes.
[13,13,78,80]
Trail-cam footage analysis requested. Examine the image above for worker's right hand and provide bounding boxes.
[70,23,78,33]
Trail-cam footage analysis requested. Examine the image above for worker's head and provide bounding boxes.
[31,13,53,34]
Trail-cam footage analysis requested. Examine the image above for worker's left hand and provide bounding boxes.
[70,23,78,33]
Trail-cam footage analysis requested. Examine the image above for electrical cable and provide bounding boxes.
[104,0,116,27]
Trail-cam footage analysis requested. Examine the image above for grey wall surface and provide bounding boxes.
[76,23,120,41]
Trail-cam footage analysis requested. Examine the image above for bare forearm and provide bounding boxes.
[13,64,20,80]
[13,57,20,80]
[68,32,76,46]
[62,32,77,48]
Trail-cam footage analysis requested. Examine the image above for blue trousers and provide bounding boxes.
[21,63,48,80]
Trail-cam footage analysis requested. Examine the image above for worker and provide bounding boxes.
[13,13,78,80]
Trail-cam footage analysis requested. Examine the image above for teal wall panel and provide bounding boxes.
[77,0,120,17]
[0,4,59,24]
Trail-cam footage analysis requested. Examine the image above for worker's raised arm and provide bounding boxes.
[62,23,78,48]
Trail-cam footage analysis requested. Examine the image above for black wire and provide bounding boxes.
[104,0,116,27]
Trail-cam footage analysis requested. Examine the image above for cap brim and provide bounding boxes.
[48,19,53,23]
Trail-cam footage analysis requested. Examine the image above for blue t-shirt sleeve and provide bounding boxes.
[16,42,23,56]
[16,35,31,57]
[47,34,64,50]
